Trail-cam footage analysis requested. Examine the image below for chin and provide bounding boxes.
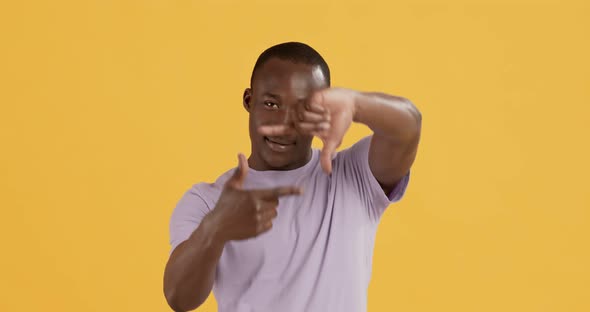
[262,153,296,170]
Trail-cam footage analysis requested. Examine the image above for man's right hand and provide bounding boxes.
[206,153,302,243]
[164,154,302,311]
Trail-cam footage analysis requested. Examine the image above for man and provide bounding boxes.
[164,42,421,312]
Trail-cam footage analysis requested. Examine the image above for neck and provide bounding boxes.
[248,149,313,171]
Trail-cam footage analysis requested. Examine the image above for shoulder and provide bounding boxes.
[331,135,373,174]
[336,135,372,160]
[175,168,233,213]
[192,168,234,207]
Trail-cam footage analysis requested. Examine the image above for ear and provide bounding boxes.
[243,88,252,112]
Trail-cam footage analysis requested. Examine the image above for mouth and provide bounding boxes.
[264,136,296,152]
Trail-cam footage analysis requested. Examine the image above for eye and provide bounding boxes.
[263,101,279,109]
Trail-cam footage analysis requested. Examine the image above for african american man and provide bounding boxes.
[163,42,421,312]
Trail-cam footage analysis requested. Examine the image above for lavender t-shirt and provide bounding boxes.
[169,135,410,312]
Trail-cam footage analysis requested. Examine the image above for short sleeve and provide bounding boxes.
[168,184,211,255]
[337,135,410,220]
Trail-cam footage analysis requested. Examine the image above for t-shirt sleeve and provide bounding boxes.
[337,135,410,220]
[169,184,211,255]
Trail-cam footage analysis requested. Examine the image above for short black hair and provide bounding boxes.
[250,42,331,87]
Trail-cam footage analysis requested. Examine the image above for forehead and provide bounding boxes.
[252,58,327,97]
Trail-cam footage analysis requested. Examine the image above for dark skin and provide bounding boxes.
[244,58,329,171]
[163,58,421,311]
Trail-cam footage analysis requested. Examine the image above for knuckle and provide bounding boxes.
[248,197,259,210]
[265,222,273,231]
[251,213,259,224]
[256,222,271,233]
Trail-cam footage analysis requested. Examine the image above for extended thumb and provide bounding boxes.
[227,153,248,188]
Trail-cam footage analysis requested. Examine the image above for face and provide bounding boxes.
[243,58,328,171]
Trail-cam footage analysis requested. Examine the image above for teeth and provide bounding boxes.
[267,137,293,145]
[265,137,294,152]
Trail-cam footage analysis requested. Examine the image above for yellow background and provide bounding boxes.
[1,0,588,311]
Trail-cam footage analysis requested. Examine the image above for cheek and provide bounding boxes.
[249,112,271,138]
[250,117,263,134]
[297,135,314,147]
[252,109,276,126]
[248,114,260,135]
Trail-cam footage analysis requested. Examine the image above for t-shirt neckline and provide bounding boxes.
[247,148,319,179]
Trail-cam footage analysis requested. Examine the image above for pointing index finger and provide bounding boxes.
[258,124,295,137]
[256,186,303,199]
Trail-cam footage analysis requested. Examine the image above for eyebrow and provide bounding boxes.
[262,92,281,100]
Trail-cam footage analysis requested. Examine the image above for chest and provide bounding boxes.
[213,175,372,285]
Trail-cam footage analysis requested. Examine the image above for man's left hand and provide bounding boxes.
[258,87,359,174]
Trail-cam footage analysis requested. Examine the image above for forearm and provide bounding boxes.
[164,214,224,312]
[351,91,421,189]
[353,92,421,142]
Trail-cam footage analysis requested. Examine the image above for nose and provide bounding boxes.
[274,105,296,128]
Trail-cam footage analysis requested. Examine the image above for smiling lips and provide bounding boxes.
[264,136,296,152]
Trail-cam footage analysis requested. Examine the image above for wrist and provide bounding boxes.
[352,91,366,123]
[198,212,227,249]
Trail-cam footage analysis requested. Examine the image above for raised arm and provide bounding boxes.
[353,92,421,194]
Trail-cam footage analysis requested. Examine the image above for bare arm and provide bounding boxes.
[258,88,422,192]
[163,154,301,311]
[163,214,224,311]
[353,92,422,194]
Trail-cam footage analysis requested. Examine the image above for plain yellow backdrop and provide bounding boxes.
[1,0,588,311]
